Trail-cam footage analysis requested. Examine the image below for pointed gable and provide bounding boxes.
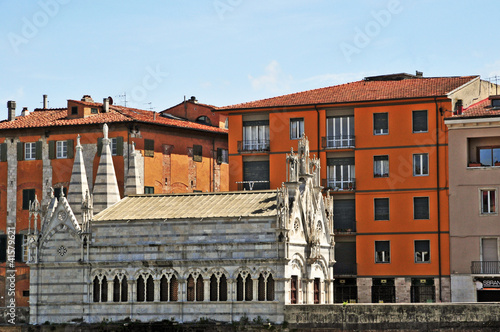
[67,135,90,224]
[92,124,121,214]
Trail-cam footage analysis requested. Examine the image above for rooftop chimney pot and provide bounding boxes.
[7,101,16,121]
[43,94,48,109]
[190,96,197,103]
[21,107,29,117]
[103,98,109,113]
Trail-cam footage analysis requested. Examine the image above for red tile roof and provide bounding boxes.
[218,76,479,110]
[0,100,228,134]
[451,98,500,119]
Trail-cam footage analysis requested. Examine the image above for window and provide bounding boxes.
[415,240,430,263]
[97,137,123,156]
[325,116,354,148]
[93,276,108,302]
[413,153,429,176]
[187,274,203,301]
[91,107,98,114]
[374,155,389,177]
[257,273,274,301]
[57,141,67,158]
[160,275,178,302]
[22,189,35,210]
[15,234,28,263]
[217,148,228,164]
[326,158,355,190]
[374,198,389,220]
[49,139,73,160]
[144,139,154,157]
[481,189,496,214]
[53,187,68,200]
[412,110,428,133]
[373,113,388,135]
[236,273,252,301]
[478,147,500,166]
[193,145,202,162]
[0,142,6,162]
[112,275,127,302]
[375,241,390,263]
[71,106,78,115]
[290,118,304,140]
[209,273,227,301]
[242,120,269,152]
[196,115,212,126]
[144,186,154,194]
[136,275,154,302]
[314,278,321,304]
[414,197,430,219]
[25,142,36,160]
[110,137,117,156]
[290,275,298,304]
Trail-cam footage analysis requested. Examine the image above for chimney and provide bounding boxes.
[416,71,423,77]
[81,95,94,102]
[103,98,109,113]
[190,96,197,103]
[7,101,16,121]
[43,94,48,109]
[21,107,29,117]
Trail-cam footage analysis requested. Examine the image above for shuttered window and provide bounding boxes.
[0,143,7,162]
[482,238,498,262]
[98,137,123,156]
[170,276,178,301]
[144,139,154,157]
[243,160,270,190]
[374,198,389,220]
[193,145,202,162]
[291,276,298,304]
[373,113,388,135]
[412,110,428,133]
[414,197,429,219]
[22,189,35,210]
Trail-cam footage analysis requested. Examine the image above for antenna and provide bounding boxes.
[145,102,154,111]
[116,92,127,107]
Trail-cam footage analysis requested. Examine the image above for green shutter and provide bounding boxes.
[17,142,24,161]
[35,141,42,160]
[0,143,7,162]
[48,141,55,159]
[67,139,74,159]
[116,136,123,156]
[97,138,103,156]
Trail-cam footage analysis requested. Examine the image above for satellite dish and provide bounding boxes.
[108,96,113,105]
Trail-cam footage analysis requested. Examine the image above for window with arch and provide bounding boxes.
[210,273,228,301]
[93,275,108,302]
[160,274,178,302]
[236,273,253,301]
[112,275,128,302]
[196,115,212,126]
[258,272,275,301]
[187,274,204,301]
[136,274,154,302]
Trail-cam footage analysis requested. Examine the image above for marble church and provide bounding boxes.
[26,126,335,324]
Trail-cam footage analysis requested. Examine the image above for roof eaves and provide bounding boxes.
[446,76,480,97]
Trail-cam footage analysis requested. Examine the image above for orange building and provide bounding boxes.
[218,73,499,303]
[0,95,228,308]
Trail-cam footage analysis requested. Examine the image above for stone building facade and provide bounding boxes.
[27,136,335,323]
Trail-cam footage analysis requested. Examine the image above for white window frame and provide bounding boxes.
[375,241,390,263]
[326,116,355,148]
[290,118,304,140]
[413,153,429,176]
[374,155,389,177]
[25,142,36,160]
[414,240,430,263]
[56,140,67,159]
[480,189,497,215]
[111,137,117,156]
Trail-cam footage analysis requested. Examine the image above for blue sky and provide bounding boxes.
[1,0,500,119]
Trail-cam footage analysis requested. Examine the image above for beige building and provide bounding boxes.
[27,134,335,323]
[446,95,500,302]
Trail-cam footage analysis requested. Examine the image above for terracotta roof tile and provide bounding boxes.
[218,76,478,110]
[451,98,500,119]
[0,102,228,134]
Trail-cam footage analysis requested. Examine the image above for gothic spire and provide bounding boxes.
[67,135,90,224]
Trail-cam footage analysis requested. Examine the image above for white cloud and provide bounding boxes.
[248,60,293,93]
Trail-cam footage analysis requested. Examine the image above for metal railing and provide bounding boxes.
[321,135,355,149]
[322,178,356,191]
[471,261,500,274]
[333,263,357,276]
[236,181,270,191]
[237,140,270,153]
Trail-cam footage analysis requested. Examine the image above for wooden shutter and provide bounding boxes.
[115,136,123,156]
[48,141,55,159]
[0,143,7,162]
[375,198,390,220]
[413,110,428,132]
[291,276,298,304]
[35,141,42,160]
[414,197,429,219]
[482,238,498,261]
[17,142,24,161]
[170,276,178,301]
[66,139,74,159]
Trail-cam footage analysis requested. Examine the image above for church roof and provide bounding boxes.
[92,190,278,221]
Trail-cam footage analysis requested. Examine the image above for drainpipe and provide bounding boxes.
[434,97,442,302]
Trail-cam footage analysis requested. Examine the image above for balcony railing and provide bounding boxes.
[322,178,356,191]
[471,261,500,274]
[322,135,355,149]
[237,140,270,153]
[236,180,270,191]
[333,262,357,276]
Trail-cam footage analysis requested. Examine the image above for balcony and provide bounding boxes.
[334,262,357,276]
[322,135,355,149]
[237,140,270,153]
[471,261,500,274]
[334,220,356,235]
[322,178,356,191]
